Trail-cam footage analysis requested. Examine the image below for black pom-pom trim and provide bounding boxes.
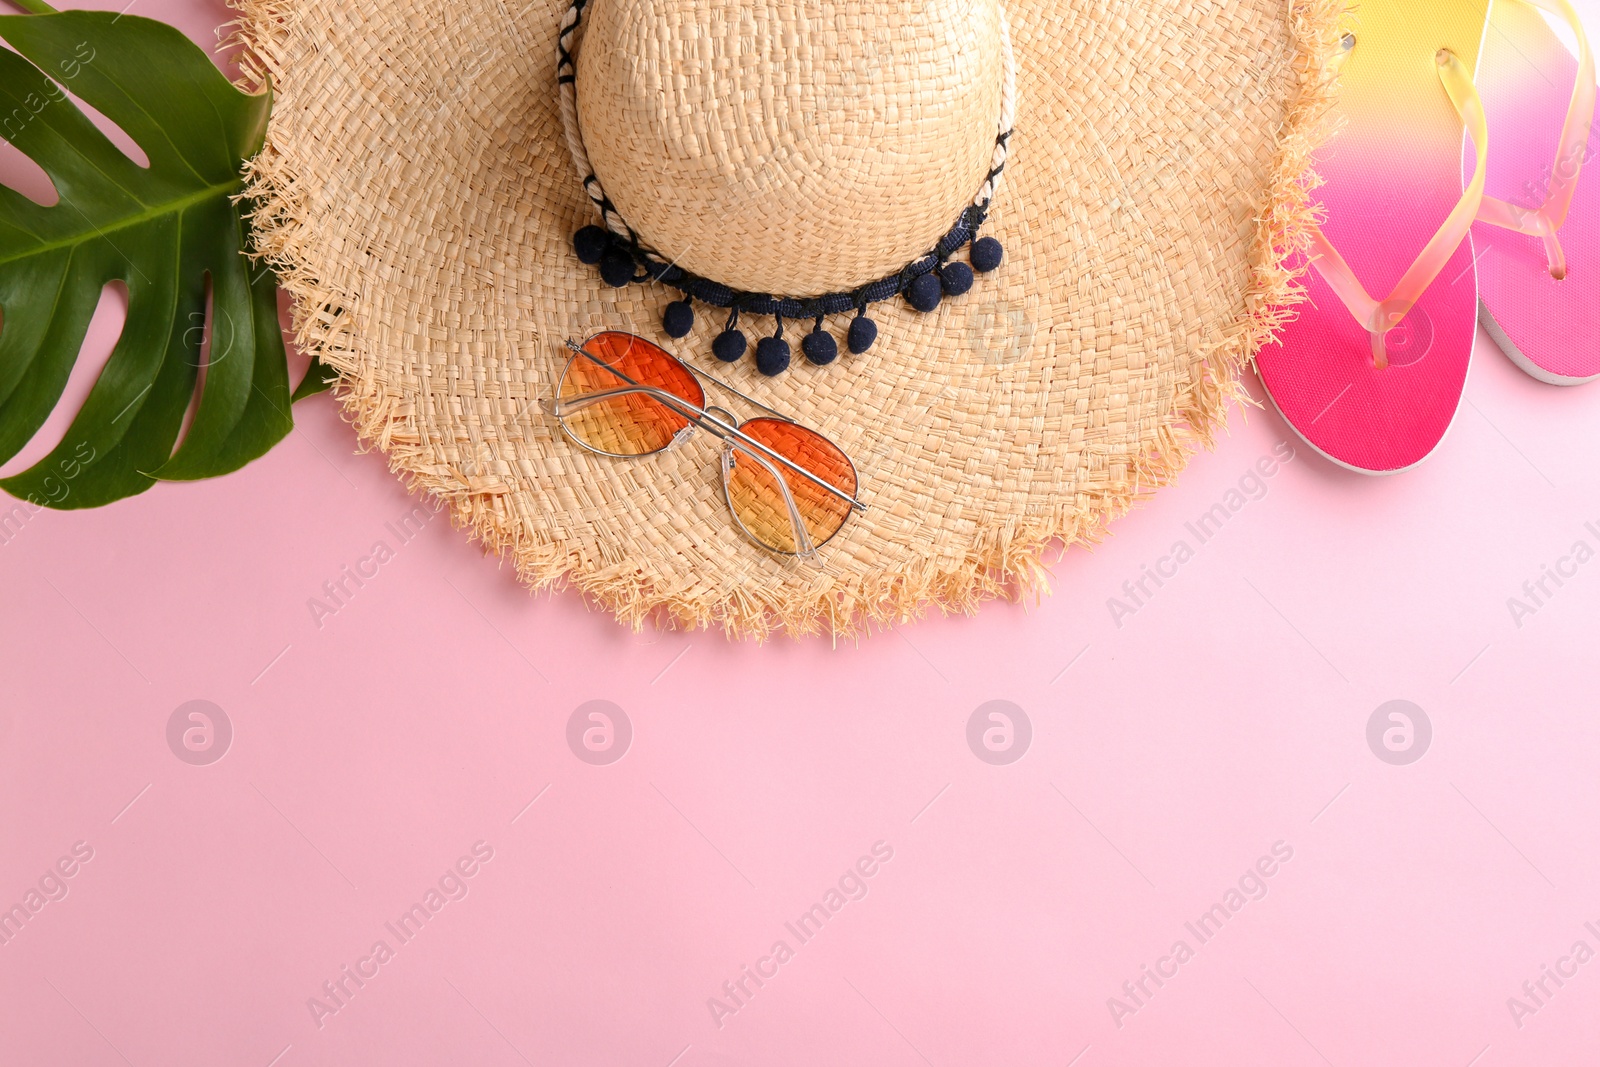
[712,329,747,363]
[663,300,695,338]
[571,198,1010,366]
[940,261,975,296]
[906,272,943,313]
[599,247,636,287]
[971,236,1004,273]
[573,225,609,265]
[756,336,792,377]
[847,315,878,355]
[802,327,838,366]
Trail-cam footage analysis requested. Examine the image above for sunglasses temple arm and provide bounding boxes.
[542,385,661,419]
[721,430,864,513]
[544,384,725,446]
[728,446,818,558]
[681,361,798,424]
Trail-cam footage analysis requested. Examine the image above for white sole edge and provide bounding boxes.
[1478,298,1600,386]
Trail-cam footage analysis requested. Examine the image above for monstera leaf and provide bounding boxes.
[0,7,324,509]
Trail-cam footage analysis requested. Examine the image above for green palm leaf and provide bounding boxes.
[0,8,319,509]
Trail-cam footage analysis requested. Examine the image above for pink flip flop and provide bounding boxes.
[1256,2,1492,474]
[1472,0,1598,384]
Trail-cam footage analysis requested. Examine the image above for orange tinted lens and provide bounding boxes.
[559,332,704,455]
[724,418,857,554]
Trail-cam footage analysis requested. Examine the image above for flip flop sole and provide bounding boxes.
[1256,0,1492,474]
[1473,1,1600,384]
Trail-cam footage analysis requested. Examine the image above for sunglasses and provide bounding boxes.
[541,332,866,557]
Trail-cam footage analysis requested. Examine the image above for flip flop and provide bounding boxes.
[1471,0,1597,384]
[1256,1,1493,474]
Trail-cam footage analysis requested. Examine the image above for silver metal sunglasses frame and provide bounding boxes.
[542,335,866,558]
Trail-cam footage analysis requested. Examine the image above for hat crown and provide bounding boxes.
[575,0,1005,297]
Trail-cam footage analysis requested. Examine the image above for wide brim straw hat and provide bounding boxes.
[234,0,1343,638]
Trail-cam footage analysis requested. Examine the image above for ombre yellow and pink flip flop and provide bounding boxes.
[1472,0,1597,384]
[1257,0,1494,474]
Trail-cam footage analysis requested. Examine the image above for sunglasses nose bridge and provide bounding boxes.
[704,408,748,471]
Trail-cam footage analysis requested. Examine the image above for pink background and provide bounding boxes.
[3,2,1600,1064]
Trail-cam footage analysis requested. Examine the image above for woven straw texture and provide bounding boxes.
[235,0,1344,639]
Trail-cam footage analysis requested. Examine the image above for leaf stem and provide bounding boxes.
[6,0,59,13]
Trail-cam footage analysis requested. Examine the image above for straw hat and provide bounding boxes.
[236,0,1342,637]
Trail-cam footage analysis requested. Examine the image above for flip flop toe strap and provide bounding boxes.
[1307,49,1490,369]
[1475,0,1595,280]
